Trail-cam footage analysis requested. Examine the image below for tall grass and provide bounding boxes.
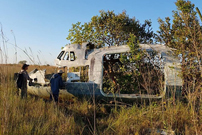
[103,100,201,134]
[0,64,202,134]
[0,65,75,134]
[0,27,202,135]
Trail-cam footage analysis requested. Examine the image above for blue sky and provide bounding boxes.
[0,0,202,65]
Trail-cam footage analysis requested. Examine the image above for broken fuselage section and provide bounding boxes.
[28,42,182,101]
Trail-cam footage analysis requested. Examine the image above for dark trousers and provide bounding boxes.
[50,94,59,102]
[21,87,27,99]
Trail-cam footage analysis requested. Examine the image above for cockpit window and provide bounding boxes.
[70,51,76,61]
[57,51,65,60]
[63,51,69,60]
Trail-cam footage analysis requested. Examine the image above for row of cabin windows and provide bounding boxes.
[57,51,76,61]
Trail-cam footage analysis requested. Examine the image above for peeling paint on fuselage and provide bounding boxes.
[28,42,182,100]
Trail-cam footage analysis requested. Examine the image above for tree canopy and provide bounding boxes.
[67,10,154,47]
[18,60,27,65]
[157,0,202,96]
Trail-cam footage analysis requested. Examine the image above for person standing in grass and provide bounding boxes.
[50,70,65,103]
[17,64,32,98]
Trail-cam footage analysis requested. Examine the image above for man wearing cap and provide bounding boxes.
[18,64,32,98]
[50,70,65,103]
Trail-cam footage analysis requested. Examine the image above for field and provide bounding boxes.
[0,64,202,135]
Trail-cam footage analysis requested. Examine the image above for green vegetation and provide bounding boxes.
[102,34,164,95]
[0,67,201,134]
[157,0,202,114]
[18,60,27,65]
[67,10,154,47]
[67,10,162,95]
[0,0,202,134]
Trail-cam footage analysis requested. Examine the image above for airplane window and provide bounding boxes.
[57,51,65,60]
[63,52,69,60]
[70,51,76,61]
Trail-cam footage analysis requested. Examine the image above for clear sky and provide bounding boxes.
[0,0,202,65]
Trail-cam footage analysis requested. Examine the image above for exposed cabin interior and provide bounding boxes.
[28,42,182,99]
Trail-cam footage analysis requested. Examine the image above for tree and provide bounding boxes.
[196,7,202,22]
[18,60,27,65]
[157,0,202,98]
[67,10,154,47]
[67,11,160,95]
[102,34,164,95]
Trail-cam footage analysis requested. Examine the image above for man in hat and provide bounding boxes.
[50,69,65,103]
[18,64,32,98]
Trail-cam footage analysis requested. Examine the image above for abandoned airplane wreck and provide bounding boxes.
[28,42,182,101]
